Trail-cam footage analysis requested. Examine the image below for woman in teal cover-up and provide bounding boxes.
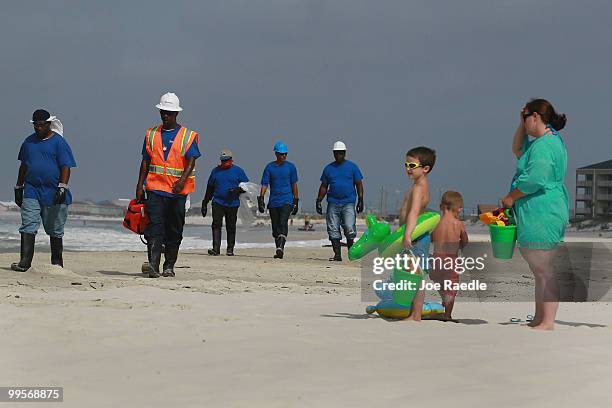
[502,99,569,331]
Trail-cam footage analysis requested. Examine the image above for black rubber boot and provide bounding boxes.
[162,245,178,277]
[142,243,152,274]
[273,237,280,258]
[329,239,342,261]
[347,238,354,250]
[208,228,221,256]
[148,239,162,278]
[50,236,63,267]
[274,235,286,259]
[11,233,36,272]
[226,228,236,256]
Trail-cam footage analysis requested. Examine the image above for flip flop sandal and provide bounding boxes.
[509,317,522,323]
[526,314,534,322]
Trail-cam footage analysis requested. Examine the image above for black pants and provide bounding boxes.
[144,193,186,250]
[269,204,292,239]
[211,203,238,249]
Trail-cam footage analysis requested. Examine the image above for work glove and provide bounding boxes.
[356,197,364,214]
[14,186,24,208]
[291,198,299,216]
[54,186,67,205]
[201,200,208,218]
[228,187,245,196]
[257,196,266,213]
[315,198,323,215]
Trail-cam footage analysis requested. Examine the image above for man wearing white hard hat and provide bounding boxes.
[135,92,201,278]
[316,141,364,261]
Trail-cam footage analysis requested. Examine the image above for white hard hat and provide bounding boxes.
[155,92,183,112]
[333,141,347,151]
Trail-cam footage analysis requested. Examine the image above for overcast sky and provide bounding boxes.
[1,0,610,212]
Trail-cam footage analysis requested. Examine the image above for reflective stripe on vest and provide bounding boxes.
[147,126,158,153]
[147,126,194,158]
[148,165,195,178]
[146,126,197,185]
[180,129,196,156]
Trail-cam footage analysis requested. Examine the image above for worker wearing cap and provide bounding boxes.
[316,141,364,261]
[201,149,249,256]
[11,109,76,272]
[258,141,299,259]
[135,92,201,278]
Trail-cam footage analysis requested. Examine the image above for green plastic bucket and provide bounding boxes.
[489,224,517,259]
[391,267,423,306]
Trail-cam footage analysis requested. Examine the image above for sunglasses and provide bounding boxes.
[522,111,536,120]
[405,162,423,170]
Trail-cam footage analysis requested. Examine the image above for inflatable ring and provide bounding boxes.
[378,212,440,258]
[366,300,444,319]
[348,212,440,261]
[348,214,391,260]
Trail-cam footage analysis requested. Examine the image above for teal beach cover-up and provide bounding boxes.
[511,128,569,249]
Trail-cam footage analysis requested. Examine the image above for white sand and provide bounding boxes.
[1,248,611,408]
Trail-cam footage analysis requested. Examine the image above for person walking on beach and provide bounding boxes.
[258,141,299,259]
[135,92,201,278]
[315,141,364,261]
[11,109,76,272]
[201,149,249,256]
[502,99,568,330]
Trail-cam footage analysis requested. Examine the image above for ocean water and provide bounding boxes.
[0,213,331,252]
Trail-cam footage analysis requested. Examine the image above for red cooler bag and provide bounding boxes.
[123,199,149,235]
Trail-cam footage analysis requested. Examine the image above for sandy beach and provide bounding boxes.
[1,244,611,408]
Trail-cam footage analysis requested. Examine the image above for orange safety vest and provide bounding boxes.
[144,125,199,195]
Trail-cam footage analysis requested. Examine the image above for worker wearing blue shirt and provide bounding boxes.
[316,141,364,261]
[12,109,77,272]
[258,141,299,259]
[201,149,249,256]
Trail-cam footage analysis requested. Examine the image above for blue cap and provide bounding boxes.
[273,141,288,154]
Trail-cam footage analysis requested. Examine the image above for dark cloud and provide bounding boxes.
[2,0,610,212]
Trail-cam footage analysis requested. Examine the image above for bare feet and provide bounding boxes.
[404,315,422,322]
[530,323,554,331]
[520,314,541,327]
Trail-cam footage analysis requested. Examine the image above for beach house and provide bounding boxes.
[575,159,612,219]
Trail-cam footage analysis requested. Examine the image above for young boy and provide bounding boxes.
[399,146,436,321]
[430,191,469,321]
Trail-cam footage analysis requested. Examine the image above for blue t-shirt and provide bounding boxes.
[18,133,77,206]
[207,165,249,207]
[261,161,298,208]
[320,160,363,204]
[141,126,202,198]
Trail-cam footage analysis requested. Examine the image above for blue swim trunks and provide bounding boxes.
[375,233,431,301]
[411,233,431,272]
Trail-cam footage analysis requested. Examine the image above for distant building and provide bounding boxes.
[575,159,612,219]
